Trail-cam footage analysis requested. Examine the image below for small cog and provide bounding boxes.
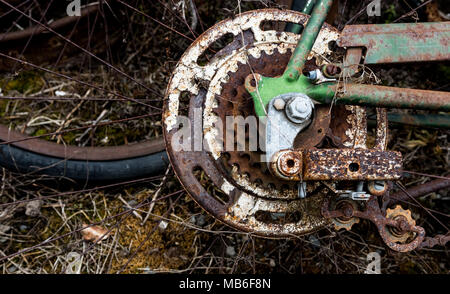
[385,205,416,243]
[331,198,360,231]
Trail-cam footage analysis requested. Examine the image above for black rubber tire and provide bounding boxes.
[0,143,168,182]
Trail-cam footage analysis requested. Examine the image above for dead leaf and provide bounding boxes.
[81,224,110,243]
[403,140,427,149]
[25,200,42,217]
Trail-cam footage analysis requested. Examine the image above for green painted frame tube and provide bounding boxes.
[384,113,450,129]
[307,83,450,112]
[284,0,334,81]
[289,0,316,34]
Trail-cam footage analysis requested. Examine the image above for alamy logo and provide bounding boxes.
[367,0,381,17]
[364,252,381,274]
[67,0,81,17]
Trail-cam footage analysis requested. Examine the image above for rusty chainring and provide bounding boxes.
[163,9,389,237]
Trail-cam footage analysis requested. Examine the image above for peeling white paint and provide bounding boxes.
[163,9,341,236]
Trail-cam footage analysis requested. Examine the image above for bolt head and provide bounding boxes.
[273,98,285,110]
[286,95,314,124]
[373,181,386,191]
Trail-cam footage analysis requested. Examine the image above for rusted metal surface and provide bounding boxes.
[303,149,402,181]
[419,234,450,249]
[328,198,360,231]
[0,125,165,161]
[337,22,450,64]
[343,47,362,77]
[210,23,342,192]
[270,148,402,181]
[162,8,399,240]
[163,9,339,237]
[385,113,450,129]
[322,63,341,78]
[219,40,299,191]
[292,105,331,148]
[385,205,416,243]
[271,150,302,180]
[322,196,425,252]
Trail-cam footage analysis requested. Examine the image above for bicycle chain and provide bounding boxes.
[322,193,448,251]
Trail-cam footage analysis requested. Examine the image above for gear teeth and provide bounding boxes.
[214,46,298,191]
[386,205,415,226]
[385,205,416,243]
[332,217,360,231]
[330,199,360,231]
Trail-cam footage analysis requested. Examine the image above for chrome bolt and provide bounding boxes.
[368,180,387,196]
[285,94,314,124]
[373,181,386,191]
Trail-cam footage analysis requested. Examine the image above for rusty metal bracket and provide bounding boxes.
[271,149,402,181]
[322,196,425,252]
[337,22,450,64]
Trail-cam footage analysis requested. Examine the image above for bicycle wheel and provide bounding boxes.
[0,0,168,182]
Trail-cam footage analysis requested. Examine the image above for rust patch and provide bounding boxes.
[303,149,402,181]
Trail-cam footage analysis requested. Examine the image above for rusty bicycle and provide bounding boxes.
[163,0,449,253]
[0,0,448,273]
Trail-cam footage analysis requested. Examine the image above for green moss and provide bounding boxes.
[384,4,397,23]
[0,99,7,116]
[62,132,77,144]
[2,71,44,95]
[34,128,47,137]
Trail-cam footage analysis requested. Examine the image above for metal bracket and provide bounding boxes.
[337,22,450,64]
[271,148,403,181]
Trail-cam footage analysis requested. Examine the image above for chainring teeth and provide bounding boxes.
[215,48,297,190]
[163,9,358,236]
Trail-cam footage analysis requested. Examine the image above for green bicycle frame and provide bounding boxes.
[246,0,450,119]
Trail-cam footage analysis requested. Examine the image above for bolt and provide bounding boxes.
[343,205,354,218]
[324,64,341,77]
[273,98,285,110]
[368,180,387,196]
[285,95,314,124]
[306,70,318,80]
[373,181,386,191]
[276,151,302,177]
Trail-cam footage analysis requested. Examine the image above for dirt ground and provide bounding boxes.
[0,0,448,274]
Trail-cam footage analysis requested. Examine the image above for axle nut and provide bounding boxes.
[285,94,314,124]
[277,151,302,178]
